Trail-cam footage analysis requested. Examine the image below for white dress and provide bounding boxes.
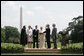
[27,29,32,42]
[39,30,45,48]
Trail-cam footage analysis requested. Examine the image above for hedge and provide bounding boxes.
[62,42,83,53]
[1,43,24,53]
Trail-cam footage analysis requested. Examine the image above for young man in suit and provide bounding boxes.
[51,24,57,49]
[33,25,39,48]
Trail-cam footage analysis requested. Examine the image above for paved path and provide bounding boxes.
[24,48,61,53]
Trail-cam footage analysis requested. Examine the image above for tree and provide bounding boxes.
[1,28,5,42]
[58,34,62,42]
[69,16,83,43]
[4,26,20,43]
[60,16,83,43]
[8,37,20,44]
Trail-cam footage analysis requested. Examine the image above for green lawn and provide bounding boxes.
[1,53,83,55]
[1,42,83,55]
[24,42,61,49]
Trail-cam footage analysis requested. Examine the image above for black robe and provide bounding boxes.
[20,28,27,46]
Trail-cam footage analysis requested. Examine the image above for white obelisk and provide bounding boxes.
[20,6,22,32]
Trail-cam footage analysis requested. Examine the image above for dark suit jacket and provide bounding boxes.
[44,28,50,39]
[33,29,39,38]
[52,28,57,39]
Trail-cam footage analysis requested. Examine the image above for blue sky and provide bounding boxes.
[1,1,83,32]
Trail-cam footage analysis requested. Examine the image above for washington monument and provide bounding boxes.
[20,6,22,32]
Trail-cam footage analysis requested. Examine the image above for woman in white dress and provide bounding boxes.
[27,25,32,48]
[39,27,45,49]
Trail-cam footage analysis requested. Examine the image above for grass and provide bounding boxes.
[1,42,83,55]
[1,53,83,55]
[24,42,61,49]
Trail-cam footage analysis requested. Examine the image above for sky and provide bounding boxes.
[1,1,83,33]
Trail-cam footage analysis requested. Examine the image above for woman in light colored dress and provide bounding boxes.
[39,27,45,49]
[27,25,32,48]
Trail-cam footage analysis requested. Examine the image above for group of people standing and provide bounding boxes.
[20,24,57,49]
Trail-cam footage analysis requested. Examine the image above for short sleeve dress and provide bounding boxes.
[27,29,32,42]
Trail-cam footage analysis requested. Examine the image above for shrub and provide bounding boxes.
[8,37,20,44]
[1,43,24,53]
[62,42,83,53]
[1,28,5,42]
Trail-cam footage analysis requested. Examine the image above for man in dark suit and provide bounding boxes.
[33,25,39,48]
[51,24,57,49]
[20,26,27,47]
[44,24,51,48]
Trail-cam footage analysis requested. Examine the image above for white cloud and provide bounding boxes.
[34,6,44,10]
[25,10,34,16]
[5,1,16,9]
[1,1,20,11]
[1,16,18,24]
[48,16,56,19]
[7,1,16,7]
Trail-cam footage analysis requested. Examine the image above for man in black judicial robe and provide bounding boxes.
[44,24,51,48]
[20,26,27,46]
[33,25,39,48]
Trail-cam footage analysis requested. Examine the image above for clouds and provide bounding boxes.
[25,10,34,16]
[1,1,83,32]
[1,1,20,30]
[34,6,44,10]
[6,1,16,7]
[2,1,18,10]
